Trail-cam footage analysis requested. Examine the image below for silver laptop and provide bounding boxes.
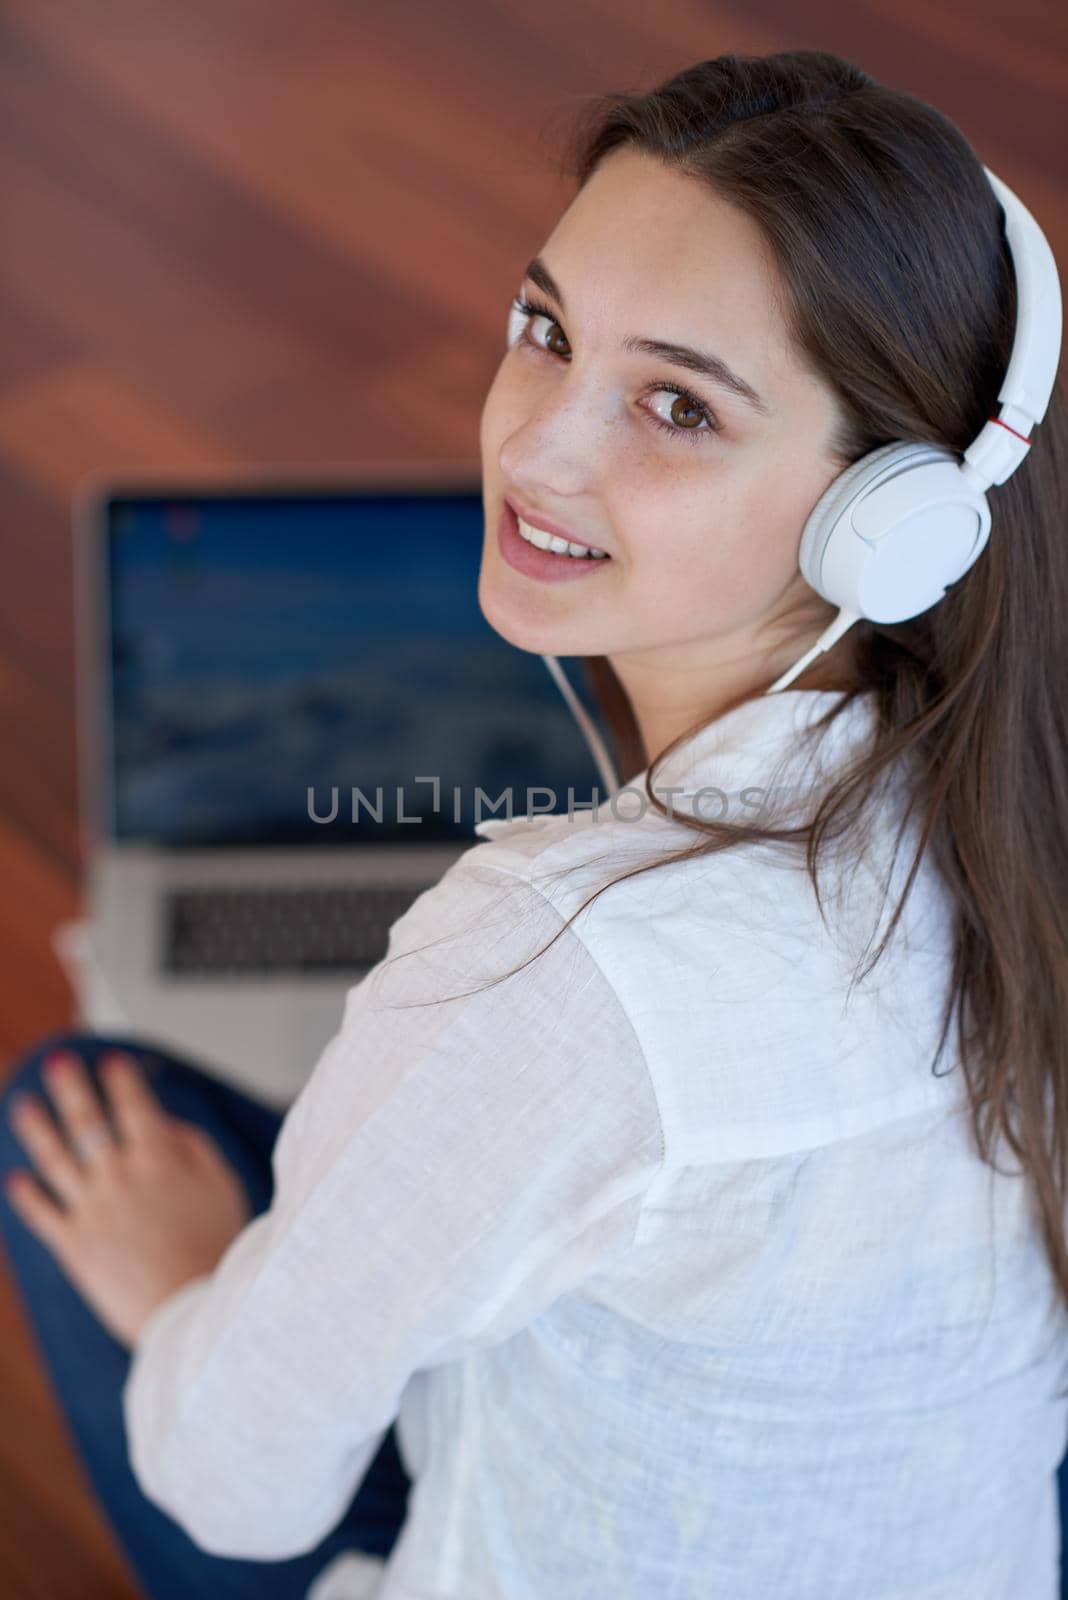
[71,461,608,1109]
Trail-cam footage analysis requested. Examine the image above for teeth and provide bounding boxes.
[515,515,608,560]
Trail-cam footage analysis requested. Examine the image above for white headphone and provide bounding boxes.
[529,164,1063,793]
[767,165,1062,690]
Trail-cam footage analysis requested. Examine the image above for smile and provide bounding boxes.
[497,502,614,585]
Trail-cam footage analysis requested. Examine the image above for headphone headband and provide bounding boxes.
[962,168,1063,491]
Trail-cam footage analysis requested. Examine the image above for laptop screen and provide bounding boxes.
[102,489,613,847]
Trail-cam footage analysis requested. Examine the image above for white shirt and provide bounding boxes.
[123,688,1068,1599]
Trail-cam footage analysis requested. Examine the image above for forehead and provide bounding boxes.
[538,147,799,380]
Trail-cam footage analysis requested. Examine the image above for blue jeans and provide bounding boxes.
[0,1030,411,1600]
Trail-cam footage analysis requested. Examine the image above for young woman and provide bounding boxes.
[1,49,1065,1600]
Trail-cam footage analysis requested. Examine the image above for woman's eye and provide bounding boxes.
[512,299,569,356]
[508,295,721,446]
[644,389,719,442]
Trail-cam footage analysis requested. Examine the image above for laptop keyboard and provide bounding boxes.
[162,883,428,975]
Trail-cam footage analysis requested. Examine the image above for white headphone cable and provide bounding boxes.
[765,605,861,694]
[540,654,621,800]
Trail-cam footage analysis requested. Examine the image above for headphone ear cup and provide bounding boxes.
[799,441,990,624]
[799,443,922,597]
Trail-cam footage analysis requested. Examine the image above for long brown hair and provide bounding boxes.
[390,52,1068,1326]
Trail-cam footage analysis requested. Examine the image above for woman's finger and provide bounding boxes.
[6,1090,85,1206]
[98,1051,167,1145]
[3,1167,67,1250]
[42,1052,117,1165]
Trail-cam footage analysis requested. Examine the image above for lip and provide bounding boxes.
[506,496,605,553]
[497,500,613,584]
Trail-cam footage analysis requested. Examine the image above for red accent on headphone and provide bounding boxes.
[989,415,1032,445]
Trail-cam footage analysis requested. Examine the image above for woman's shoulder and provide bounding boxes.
[368,808,644,1006]
[458,789,828,933]
[459,776,964,1164]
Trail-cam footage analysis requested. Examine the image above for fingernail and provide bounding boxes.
[43,1051,75,1074]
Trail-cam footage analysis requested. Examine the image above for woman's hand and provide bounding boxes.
[4,1048,251,1350]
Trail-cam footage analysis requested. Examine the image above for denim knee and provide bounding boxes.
[0,1032,280,1220]
[0,1033,167,1175]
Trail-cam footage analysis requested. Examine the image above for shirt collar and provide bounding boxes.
[636,688,881,826]
[472,689,881,839]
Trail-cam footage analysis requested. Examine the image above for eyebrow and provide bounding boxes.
[522,255,771,417]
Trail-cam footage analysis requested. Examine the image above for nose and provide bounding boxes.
[498,376,623,499]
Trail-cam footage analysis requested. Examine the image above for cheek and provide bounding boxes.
[621,474,803,617]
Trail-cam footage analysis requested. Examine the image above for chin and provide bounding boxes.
[477,580,555,655]
[476,565,582,658]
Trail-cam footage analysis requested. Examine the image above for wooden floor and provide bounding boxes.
[0,2,1064,1593]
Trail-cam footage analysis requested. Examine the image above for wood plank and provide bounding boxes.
[1,1,533,330]
[0,366,236,503]
[0,809,79,1060]
[735,0,1067,183]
